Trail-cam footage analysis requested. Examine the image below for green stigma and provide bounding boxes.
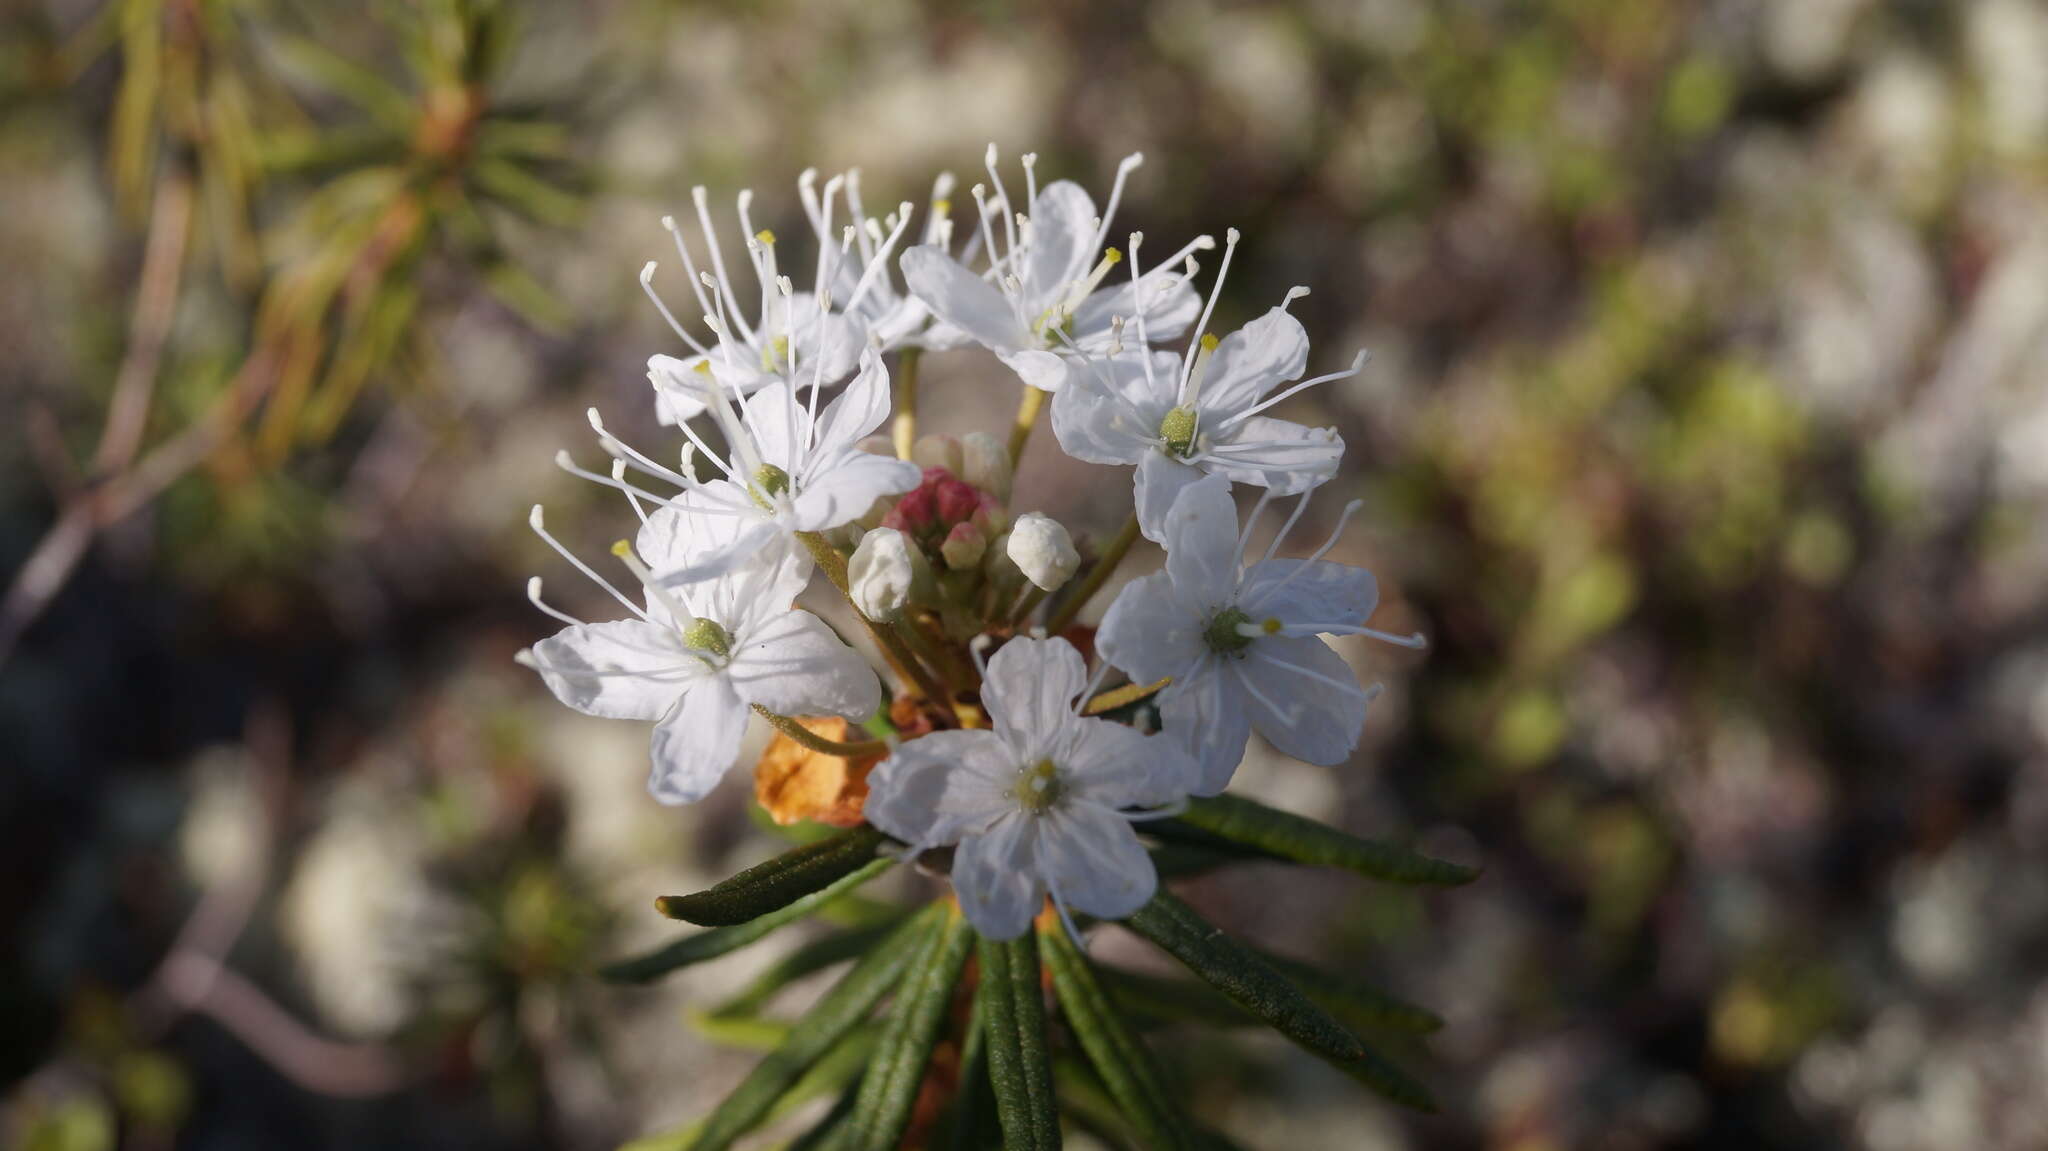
[1203,607,1254,655]
[1159,406,1199,457]
[763,334,790,371]
[753,463,791,499]
[1012,758,1065,814]
[681,617,732,659]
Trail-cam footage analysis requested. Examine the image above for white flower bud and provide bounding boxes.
[960,432,1012,501]
[1007,513,1081,592]
[849,528,918,620]
[910,433,963,475]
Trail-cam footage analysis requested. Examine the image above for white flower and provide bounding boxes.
[806,168,969,352]
[1007,512,1080,591]
[1096,475,1424,795]
[1051,230,1364,542]
[899,146,1213,393]
[640,180,885,424]
[568,346,923,587]
[862,637,1194,940]
[849,526,920,619]
[520,500,880,805]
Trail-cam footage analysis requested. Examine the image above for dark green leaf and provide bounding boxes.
[845,905,975,1150]
[977,935,1061,1150]
[1040,924,1194,1150]
[657,826,892,927]
[599,857,893,983]
[1099,969,1259,1030]
[686,908,937,1151]
[710,915,911,1019]
[1171,795,1478,886]
[1336,1047,1439,1113]
[1256,950,1444,1035]
[1124,892,1365,1064]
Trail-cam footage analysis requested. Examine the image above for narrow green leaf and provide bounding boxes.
[845,905,975,1150]
[599,857,893,983]
[710,915,910,1019]
[687,908,937,1151]
[1337,1047,1439,1113]
[1124,892,1365,1064]
[1048,1057,1144,1150]
[1148,842,1243,880]
[1099,969,1258,1030]
[658,826,892,927]
[1040,925,1194,1150]
[1256,951,1444,1035]
[1171,795,1478,886]
[977,935,1061,1150]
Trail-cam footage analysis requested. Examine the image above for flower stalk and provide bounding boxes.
[1045,512,1141,636]
[752,705,891,758]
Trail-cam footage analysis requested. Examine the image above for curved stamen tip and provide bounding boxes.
[690,185,709,206]
[737,188,754,211]
[1352,348,1372,370]
[798,167,817,188]
[529,504,546,530]
[659,215,677,232]
[553,449,576,470]
[1021,151,1038,168]
[776,274,793,297]
[1225,227,1241,245]
[1120,152,1144,171]
[527,576,543,599]
[586,407,606,431]
[513,647,539,669]
[1128,230,1144,250]
[1192,234,1218,250]
[985,141,999,166]
[639,261,657,284]
[610,458,629,480]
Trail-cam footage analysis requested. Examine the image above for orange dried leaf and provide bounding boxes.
[753,716,880,827]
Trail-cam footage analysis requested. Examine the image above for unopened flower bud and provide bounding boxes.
[941,521,987,570]
[911,434,963,475]
[849,527,918,620]
[1007,513,1080,591]
[960,432,1012,501]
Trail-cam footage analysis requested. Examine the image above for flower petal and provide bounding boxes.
[981,636,1089,759]
[1238,558,1380,631]
[1198,308,1310,419]
[1061,718,1192,811]
[1135,450,1210,545]
[1071,268,1200,348]
[1097,571,1204,685]
[1158,472,1240,607]
[647,675,748,804]
[998,349,1070,393]
[863,729,1017,847]
[1050,350,1178,466]
[790,451,921,532]
[1038,802,1158,923]
[530,619,700,720]
[952,814,1046,941]
[727,609,881,722]
[1235,636,1369,766]
[900,245,1030,352]
[1024,180,1098,304]
[1158,663,1253,796]
[1203,417,1343,494]
[806,347,892,459]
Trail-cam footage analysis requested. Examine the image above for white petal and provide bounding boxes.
[1038,803,1157,923]
[1049,350,1178,466]
[726,610,881,721]
[1203,417,1343,493]
[952,814,1046,941]
[1060,718,1193,811]
[1135,450,1209,545]
[531,619,700,720]
[1158,472,1240,606]
[1157,663,1253,795]
[791,451,921,532]
[863,730,1017,847]
[1238,558,1379,630]
[681,533,810,636]
[900,245,1030,352]
[998,349,1070,393]
[1198,308,1310,419]
[1236,636,1368,766]
[1097,571,1204,685]
[646,675,748,804]
[1071,269,1200,348]
[742,382,811,476]
[1024,180,1098,301]
[981,636,1090,758]
[807,346,892,457]
[648,354,716,424]
[655,518,789,588]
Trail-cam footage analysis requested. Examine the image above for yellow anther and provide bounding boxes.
[1201,332,1220,351]
[754,229,776,245]
[1103,247,1123,265]
[610,539,633,557]
[932,198,952,214]
[1262,617,1283,635]
[693,360,712,375]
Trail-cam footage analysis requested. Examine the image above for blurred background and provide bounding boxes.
[6,0,2048,1148]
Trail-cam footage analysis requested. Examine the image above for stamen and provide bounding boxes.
[1261,490,1314,566]
[1212,349,1370,434]
[527,577,585,628]
[983,143,1018,266]
[610,459,650,524]
[611,538,693,625]
[1281,285,1310,312]
[1178,228,1239,404]
[1256,652,1373,699]
[638,262,711,356]
[1089,151,1144,255]
[529,505,650,623]
[692,185,755,344]
[660,214,719,336]
[1257,500,1365,602]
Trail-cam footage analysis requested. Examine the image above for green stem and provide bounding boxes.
[1008,586,1047,627]
[1007,386,1046,463]
[1045,512,1141,636]
[753,705,891,758]
[891,347,921,461]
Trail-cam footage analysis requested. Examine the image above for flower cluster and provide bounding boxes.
[522,147,1422,939]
